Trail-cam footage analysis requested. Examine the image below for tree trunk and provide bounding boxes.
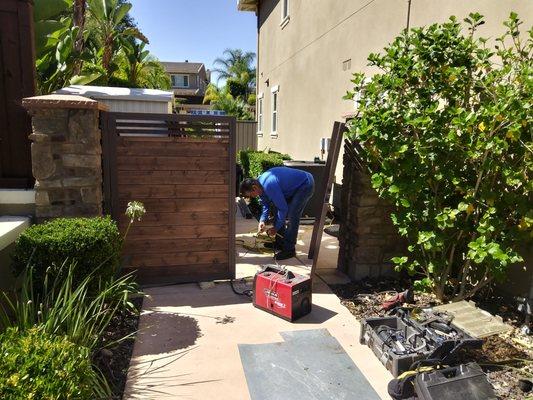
[72,0,86,76]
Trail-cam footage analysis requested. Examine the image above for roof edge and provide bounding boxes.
[237,0,257,12]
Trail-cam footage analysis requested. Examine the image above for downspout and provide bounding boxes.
[406,0,412,31]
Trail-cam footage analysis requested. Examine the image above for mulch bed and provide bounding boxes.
[94,297,143,399]
[330,277,533,400]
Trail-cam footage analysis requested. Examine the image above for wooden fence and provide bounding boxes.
[236,120,257,151]
[101,112,236,285]
[0,0,35,188]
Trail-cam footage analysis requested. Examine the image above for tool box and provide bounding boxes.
[253,265,312,321]
[360,310,482,377]
[414,362,497,399]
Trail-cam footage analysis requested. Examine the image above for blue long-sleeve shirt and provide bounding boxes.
[258,167,310,230]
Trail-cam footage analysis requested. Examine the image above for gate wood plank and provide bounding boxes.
[124,237,228,254]
[126,224,228,239]
[131,250,228,267]
[119,170,229,185]
[308,122,345,282]
[123,264,231,285]
[118,184,229,199]
[118,140,228,157]
[119,211,229,227]
[116,135,229,144]
[118,198,228,212]
[117,156,228,171]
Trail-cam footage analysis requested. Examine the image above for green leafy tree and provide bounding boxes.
[86,0,148,81]
[345,13,532,301]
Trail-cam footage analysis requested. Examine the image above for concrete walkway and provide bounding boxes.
[123,213,392,399]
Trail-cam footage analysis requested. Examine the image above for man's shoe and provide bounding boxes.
[274,250,296,260]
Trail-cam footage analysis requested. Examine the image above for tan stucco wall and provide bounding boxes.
[255,0,532,177]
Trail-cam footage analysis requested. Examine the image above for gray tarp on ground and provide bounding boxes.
[239,328,381,400]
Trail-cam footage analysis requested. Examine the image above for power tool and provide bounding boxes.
[252,265,312,321]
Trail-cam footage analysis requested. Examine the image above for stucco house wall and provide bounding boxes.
[252,0,532,171]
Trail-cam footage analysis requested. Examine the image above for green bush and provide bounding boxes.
[238,150,292,178]
[0,327,110,399]
[12,217,122,287]
[345,13,532,301]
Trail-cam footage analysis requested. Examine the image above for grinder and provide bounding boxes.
[253,265,312,321]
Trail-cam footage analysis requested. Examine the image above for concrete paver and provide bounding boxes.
[123,213,392,399]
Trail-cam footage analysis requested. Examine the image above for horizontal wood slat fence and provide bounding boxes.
[101,112,236,285]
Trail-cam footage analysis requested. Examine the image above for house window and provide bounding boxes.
[171,74,189,88]
[271,86,279,136]
[257,93,264,135]
[281,0,289,26]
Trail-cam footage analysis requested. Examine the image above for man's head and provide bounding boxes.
[240,178,263,198]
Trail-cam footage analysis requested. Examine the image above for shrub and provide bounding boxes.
[345,13,532,301]
[0,327,110,399]
[0,263,140,350]
[12,217,122,287]
[239,150,292,178]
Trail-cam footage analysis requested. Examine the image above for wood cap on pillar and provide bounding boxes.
[22,94,109,111]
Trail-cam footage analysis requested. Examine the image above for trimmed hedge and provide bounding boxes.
[12,217,122,287]
[238,149,291,178]
[0,327,102,399]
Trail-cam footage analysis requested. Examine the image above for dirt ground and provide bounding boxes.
[330,277,533,400]
[94,297,143,399]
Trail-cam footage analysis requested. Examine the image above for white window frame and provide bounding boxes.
[271,86,279,137]
[280,0,290,27]
[257,93,264,136]
[171,74,190,88]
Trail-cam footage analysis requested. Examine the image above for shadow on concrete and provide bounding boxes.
[134,312,202,357]
[295,303,338,324]
[145,282,252,309]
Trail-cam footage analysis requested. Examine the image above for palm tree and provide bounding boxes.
[121,39,170,89]
[212,49,255,81]
[212,49,256,103]
[203,84,253,120]
[73,0,86,75]
[86,0,147,79]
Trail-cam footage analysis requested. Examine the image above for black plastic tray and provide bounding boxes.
[414,362,497,400]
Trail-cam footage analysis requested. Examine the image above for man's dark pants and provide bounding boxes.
[275,173,315,252]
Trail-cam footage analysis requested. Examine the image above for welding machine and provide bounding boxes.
[252,265,312,321]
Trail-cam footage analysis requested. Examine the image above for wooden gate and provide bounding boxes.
[101,112,236,285]
[0,0,36,188]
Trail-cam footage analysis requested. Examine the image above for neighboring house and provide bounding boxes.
[161,61,211,104]
[238,0,532,165]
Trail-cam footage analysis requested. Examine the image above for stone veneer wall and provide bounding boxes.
[23,95,108,221]
[337,139,406,280]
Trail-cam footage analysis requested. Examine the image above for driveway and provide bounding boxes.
[123,212,392,399]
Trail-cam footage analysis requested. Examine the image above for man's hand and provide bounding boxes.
[266,227,277,237]
[258,221,266,233]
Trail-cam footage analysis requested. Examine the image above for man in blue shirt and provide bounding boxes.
[240,167,315,260]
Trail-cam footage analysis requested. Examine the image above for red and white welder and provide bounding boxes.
[252,265,312,321]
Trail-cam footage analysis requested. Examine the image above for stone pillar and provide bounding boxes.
[338,139,406,281]
[22,95,108,221]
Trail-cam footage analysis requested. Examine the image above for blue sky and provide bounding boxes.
[129,0,257,82]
